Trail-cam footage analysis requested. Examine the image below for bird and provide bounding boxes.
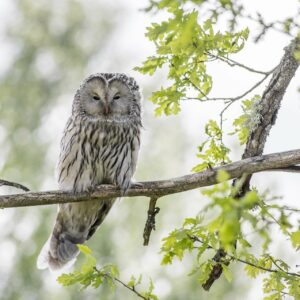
[37,73,142,271]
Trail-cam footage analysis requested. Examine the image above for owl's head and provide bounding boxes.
[72,73,142,122]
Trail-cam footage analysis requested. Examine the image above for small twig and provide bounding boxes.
[143,197,160,246]
[268,256,287,273]
[257,202,293,238]
[278,290,290,296]
[243,13,296,40]
[219,100,233,136]
[232,255,300,277]
[112,276,149,300]
[243,221,275,238]
[218,70,273,102]
[275,205,300,213]
[184,68,274,103]
[0,179,30,192]
[190,236,300,278]
[206,52,273,75]
[183,74,209,100]
[94,268,149,300]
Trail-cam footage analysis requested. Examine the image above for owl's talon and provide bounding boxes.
[95,184,116,191]
[130,182,143,189]
[85,186,95,193]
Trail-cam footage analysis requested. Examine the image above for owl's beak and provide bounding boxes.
[104,104,110,115]
[103,94,110,115]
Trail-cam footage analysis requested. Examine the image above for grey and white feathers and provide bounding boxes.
[37,73,142,271]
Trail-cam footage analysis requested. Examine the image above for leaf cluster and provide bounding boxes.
[135,0,248,116]
[192,120,231,172]
[160,171,300,299]
[58,245,158,300]
[57,245,118,289]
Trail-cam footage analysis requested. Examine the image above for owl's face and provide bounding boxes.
[74,74,141,121]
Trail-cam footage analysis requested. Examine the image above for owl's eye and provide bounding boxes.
[113,94,120,101]
[93,95,100,101]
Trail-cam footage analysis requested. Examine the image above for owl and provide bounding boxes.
[37,73,142,271]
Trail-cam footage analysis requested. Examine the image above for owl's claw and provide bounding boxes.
[86,186,96,193]
[130,182,143,189]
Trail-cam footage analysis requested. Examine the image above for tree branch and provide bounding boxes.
[111,276,150,300]
[203,37,300,290]
[96,269,150,300]
[191,236,300,278]
[1,149,300,208]
[184,69,273,102]
[0,179,30,192]
[243,38,299,160]
[143,197,160,246]
[206,52,274,75]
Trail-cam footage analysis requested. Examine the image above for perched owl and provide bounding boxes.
[37,73,142,271]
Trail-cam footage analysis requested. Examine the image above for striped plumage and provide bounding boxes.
[37,73,142,271]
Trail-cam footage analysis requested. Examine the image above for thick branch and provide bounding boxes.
[243,38,299,159]
[203,38,299,290]
[1,149,300,208]
[143,197,160,246]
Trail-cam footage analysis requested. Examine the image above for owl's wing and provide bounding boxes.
[130,135,140,177]
[86,198,116,240]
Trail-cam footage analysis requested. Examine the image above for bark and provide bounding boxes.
[1,148,300,208]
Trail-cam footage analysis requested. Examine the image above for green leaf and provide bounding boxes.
[291,231,300,250]
[141,278,159,300]
[136,1,249,117]
[240,190,259,209]
[77,244,93,255]
[222,264,233,282]
[217,170,230,182]
[198,261,213,284]
[219,217,240,248]
[238,238,252,248]
[134,56,167,75]
[244,264,262,279]
[183,218,197,227]
[127,275,137,288]
[193,120,231,172]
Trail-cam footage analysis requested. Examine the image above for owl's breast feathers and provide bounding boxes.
[57,116,141,192]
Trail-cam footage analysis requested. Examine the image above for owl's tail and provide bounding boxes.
[36,237,79,271]
[36,213,83,271]
[37,199,115,271]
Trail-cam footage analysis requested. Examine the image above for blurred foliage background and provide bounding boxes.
[0,1,237,299]
[0,0,298,299]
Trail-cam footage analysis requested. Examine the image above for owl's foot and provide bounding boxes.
[85,186,96,193]
[130,181,143,189]
[93,184,116,193]
[117,182,143,197]
[71,185,98,194]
